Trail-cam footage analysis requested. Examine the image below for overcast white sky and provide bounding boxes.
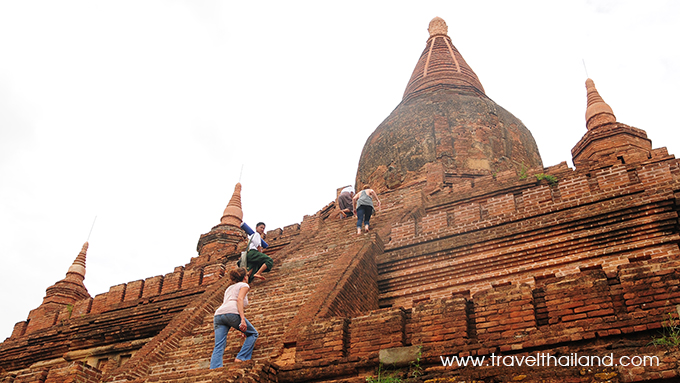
[1,1,678,341]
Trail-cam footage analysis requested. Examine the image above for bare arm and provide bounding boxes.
[369,189,381,208]
[236,285,250,332]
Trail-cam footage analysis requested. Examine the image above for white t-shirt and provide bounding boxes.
[214,282,249,315]
[342,186,355,194]
[249,232,262,251]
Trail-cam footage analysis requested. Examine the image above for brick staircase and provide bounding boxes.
[106,205,385,382]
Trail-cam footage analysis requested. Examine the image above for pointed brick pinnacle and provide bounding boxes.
[220,183,243,227]
[402,17,485,102]
[43,242,90,304]
[66,242,88,278]
[585,78,616,131]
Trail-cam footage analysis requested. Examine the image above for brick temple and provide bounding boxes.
[2,17,679,383]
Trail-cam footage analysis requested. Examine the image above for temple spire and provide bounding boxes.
[194,182,248,266]
[585,78,616,130]
[45,242,90,297]
[21,242,92,334]
[66,242,88,281]
[220,183,243,227]
[402,17,486,102]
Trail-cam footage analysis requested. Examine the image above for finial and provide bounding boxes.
[220,183,244,227]
[585,78,616,130]
[428,17,448,37]
[66,242,88,278]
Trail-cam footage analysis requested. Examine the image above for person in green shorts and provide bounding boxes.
[244,222,273,281]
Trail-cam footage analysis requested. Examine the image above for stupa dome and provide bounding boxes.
[356,17,543,190]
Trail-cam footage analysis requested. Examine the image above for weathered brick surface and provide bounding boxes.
[8,368,51,383]
[572,123,653,170]
[544,270,614,326]
[201,263,224,285]
[619,253,680,315]
[106,284,126,306]
[349,308,406,357]
[44,361,102,383]
[180,267,203,290]
[558,174,590,200]
[639,162,674,188]
[123,280,144,302]
[10,321,27,339]
[141,275,163,298]
[484,193,515,217]
[474,284,536,349]
[409,297,467,348]
[378,157,680,311]
[522,184,553,208]
[420,210,447,234]
[595,164,630,192]
[24,307,57,334]
[453,201,480,225]
[89,293,108,315]
[297,317,348,362]
[0,288,204,373]
[160,267,183,295]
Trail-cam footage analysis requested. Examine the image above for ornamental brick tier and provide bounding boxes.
[2,17,680,383]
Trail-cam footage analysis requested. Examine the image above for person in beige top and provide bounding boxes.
[209,267,258,368]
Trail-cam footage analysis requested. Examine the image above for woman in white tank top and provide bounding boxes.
[209,267,259,368]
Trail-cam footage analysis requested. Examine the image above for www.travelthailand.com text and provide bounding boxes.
[441,353,659,367]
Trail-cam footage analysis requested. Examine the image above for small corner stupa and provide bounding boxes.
[24,242,91,334]
[193,183,248,268]
[571,78,654,170]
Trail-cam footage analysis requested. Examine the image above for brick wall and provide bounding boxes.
[25,307,57,334]
[287,255,680,382]
[107,284,126,306]
[44,361,102,383]
[142,275,163,299]
[10,321,27,339]
[160,267,183,295]
[24,263,227,325]
[123,280,144,302]
[544,270,615,327]
[474,284,536,351]
[408,297,467,351]
[379,157,680,310]
[297,317,349,362]
[349,308,407,358]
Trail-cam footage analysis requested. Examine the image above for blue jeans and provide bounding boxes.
[356,205,373,229]
[209,313,259,368]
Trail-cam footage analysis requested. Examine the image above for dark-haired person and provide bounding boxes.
[337,185,355,218]
[209,267,258,368]
[244,222,273,281]
[352,185,381,235]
